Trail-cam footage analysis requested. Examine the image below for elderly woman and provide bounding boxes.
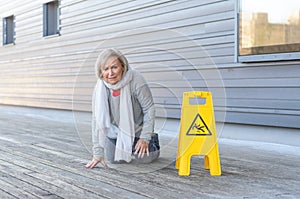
[85,48,160,168]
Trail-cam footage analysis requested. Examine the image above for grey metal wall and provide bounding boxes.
[0,0,299,128]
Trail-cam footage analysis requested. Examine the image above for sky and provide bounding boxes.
[241,0,300,24]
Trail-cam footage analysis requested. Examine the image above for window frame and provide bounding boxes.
[236,0,300,63]
[2,15,15,45]
[43,0,60,37]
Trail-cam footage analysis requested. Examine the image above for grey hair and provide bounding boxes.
[95,48,129,79]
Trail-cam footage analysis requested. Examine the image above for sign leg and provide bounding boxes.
[208,144,221,176]
[178,154,191,176]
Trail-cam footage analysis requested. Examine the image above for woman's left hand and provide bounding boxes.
[85,157,107,169]
[134,139,150,158]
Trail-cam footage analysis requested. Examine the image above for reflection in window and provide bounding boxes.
[43,1,60,37]
[3,15,15,45]
[239,0,300,57]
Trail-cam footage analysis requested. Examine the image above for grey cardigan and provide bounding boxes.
[92,71,155,159]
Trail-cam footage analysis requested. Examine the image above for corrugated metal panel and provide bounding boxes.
[0,0,299,128]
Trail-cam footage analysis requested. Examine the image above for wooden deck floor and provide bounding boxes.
[0,105,299,199]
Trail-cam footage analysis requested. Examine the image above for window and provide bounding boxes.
[43,0,60,37]
[3,15,15,45]
[237,0,300,62]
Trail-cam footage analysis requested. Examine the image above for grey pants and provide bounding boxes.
[104,135,160,164]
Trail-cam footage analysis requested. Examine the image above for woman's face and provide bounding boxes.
[102,56,123,85]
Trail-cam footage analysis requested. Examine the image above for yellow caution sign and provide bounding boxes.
[176,91,221,176]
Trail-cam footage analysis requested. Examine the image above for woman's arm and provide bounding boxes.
[135,77,155,142]
[85,87,107,169]
[85,113,107,168]
[92,114,105,159]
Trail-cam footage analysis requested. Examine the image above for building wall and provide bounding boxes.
[0,0,299,128]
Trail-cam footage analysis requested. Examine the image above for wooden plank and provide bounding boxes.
[0,134,89,160]
[1,105,300,197]
[0,161,102,199]
[0,143,149,199]
[0,109,203,198]
[0,177,38,199]
[0,188,18,199]
[4,129,216,197]
[2,117,299,198]
[0,142,182,199]
[0,170,61,199]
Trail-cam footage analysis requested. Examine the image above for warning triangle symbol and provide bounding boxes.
[186,113,212,136]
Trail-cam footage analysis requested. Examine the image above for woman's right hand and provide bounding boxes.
[85,157,107,169]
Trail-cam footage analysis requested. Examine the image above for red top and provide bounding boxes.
[112,89,120,97]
